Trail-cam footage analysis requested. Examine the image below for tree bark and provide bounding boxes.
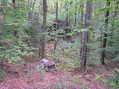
[39,0,47,59]
[12,0,16,8]
[84,0,92,27]
[74,6,77,25]
[100,0,110,65]
[80,4,84,26]
[54,1,59,53]
[65,3,69,26]
[80,29,88,72]
[80,0,92,72]
[56,0,58,29]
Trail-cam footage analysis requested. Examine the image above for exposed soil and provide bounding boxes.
[0,61,118,89]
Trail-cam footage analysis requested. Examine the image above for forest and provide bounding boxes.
[0,0,119,89]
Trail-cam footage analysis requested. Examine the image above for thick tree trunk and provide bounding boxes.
[39,0,47,59]
[43,0,47,28]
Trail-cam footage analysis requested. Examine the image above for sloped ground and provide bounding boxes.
[0,42,119,89]
[0,65,116,89]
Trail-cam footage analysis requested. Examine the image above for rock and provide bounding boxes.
[40,58,56,72]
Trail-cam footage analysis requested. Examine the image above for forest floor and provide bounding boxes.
[0,62,118,89]
[0,42,119,89]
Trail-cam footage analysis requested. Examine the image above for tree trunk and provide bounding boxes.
[12,0,16,8]
[110,0,119,42]
[0,0,5,70]
[39,0,47,59]
[80,29,88,72]
[54,1,59,53]
[100,0,110,65]
[84,1,92,27]
[80,4,84,25]
[66,4,69,26]
[74,6,77,25]
[56,0,58,29]
[80,0,92,72]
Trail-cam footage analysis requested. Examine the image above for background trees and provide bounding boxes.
[0,0,119,72]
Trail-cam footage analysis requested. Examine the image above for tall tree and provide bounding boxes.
[65,3,69,26]
[39,0,47,58]
[100,0,110,65]
[56,0,59,29]
[74,5,77,25]
[84,0,92,27]
[80,0,92,71]
[80,3,84,25]
[54,0,59,53]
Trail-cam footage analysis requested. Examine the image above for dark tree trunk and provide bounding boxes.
[12,0,16,8]
[80,1,92,72]
[43,0,47,28]
[100,0,110,65]
[80,29,88,72]
[56,1,58,29]
[74,6,77,25]
[12,0,18,37]
[39,0,47,59]
[54,1,59,53]
[65,4,69,26]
